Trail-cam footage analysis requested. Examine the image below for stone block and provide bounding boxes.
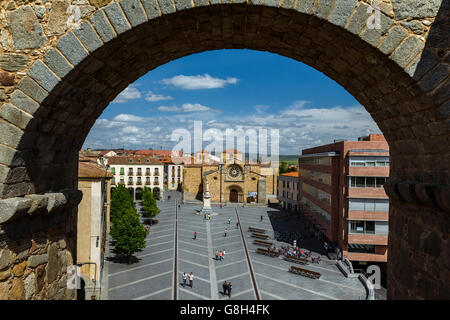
[0,197,33,224]
[11,90,40,115]
[315,0,333,19]
[6,6,47,50]
[120,0,148,27]
[346,2,371,35]
[193,0,209,6]
[328,0,357,27]
[0,53,27,72]
[360,13,393,47]
[10,278,24,300]
[264,0,280,8]
[17,77,49,104]
[104,2,132,35]
[0,103,33,130]
[91,10,117,42]
[46,243,60,284]
[27,60,61,92]
[296,0,316,15]
[25,194,50,215]
[417,64,449,93]
[391,0,441,20]
[12,260,27,277]
[24,273,36,299]
[47,0,71,36]
[140,0,161,19]
[57,32,89,67]
[0,269,11,281]
[0,71,15,86]
[0,249,12,270]
[43,48,73,79]
[28,254,48,268]
[280,0,295,9]
[45,192,69,213]
[158,0,176,15]
[379,26,408,55]
[74,21,104,53]
[35,264,46,294]
[391,36,425,69]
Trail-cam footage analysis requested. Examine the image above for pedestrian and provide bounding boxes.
[189,272,194,288]
[222,281,228,296]
[224,228,227,237]
[260,215,263,222]
[219,251,223,261]
[215,250,219,260]
[227,282,232,297]
[222,250,226,260]
[228,218,231,224]
[182,272,187,287]
[236,222,239,229]
[194,232,197,240]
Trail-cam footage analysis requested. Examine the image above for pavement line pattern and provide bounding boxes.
[206,220,219,300]
[133,287,171,300]
[179,287,209,300]
[179,248,210,258]
[145,233,173,241]
[148,240,174,247]
[215,259,247,269]
[136,247,172,258]
[149,228,175,235]
[108,258,173,277]
[109,270,172,291]
[255,272,339,300]
[260,290,286,300]
[219,288,255,300]
[178,258,210,270]
[178,239,208,248]
[235,208,261,300]
[252,259,362,292]
[216,272,250,283]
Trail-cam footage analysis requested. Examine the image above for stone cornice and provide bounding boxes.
[0,189,82,224]
[384,180,450,212]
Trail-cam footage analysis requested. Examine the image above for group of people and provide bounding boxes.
[266,244,322,263]
[215,249,226,261]
[182,272,195,288]
[222,281,233,297]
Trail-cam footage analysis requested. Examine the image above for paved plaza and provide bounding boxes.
[104,192,366,300]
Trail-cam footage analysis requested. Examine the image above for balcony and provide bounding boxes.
[145,180,151,185]
[128,171,133,176]
[136,179,142,185]
[145,170,151,176]
[137,170,142,176]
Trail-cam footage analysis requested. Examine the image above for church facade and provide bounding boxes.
[183,154,278,204]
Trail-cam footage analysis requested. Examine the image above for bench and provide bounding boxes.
[251,233,269,240]
[253,240,273,247]
[256,248,280,257]
[289,266,321,279]
[248,227,266,234]
[283,254,309,265]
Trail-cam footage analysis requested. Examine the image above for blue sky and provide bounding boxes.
[84,49,381,155]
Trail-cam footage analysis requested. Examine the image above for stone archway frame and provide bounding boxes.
[0,0,448,300]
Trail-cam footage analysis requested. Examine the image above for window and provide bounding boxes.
[349,176,388,188]
[349,156,390,167]
[111,167,115,174]
[347,244,376,254]
[302,183,331,205]
[348,198,389,212]
[120,167,124,175]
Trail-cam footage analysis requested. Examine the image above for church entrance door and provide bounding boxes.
[229,189,239,202]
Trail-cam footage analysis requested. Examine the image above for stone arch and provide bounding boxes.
[0,0,448,299]
[228,184,244,203]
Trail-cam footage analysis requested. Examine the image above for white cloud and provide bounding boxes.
[113,114,145,122]
[157,103,216,113]
[112,85,142,103]
[145,91,173,102]
[159,74,238,90]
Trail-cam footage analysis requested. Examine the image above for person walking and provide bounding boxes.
[227,282,232,297]
[236,222,239,229]
[189,272,194,288]
[182,272,187,287]
[224,228,227,237]
[260,215,263,222]
[228,218,231,224]
[222,250,226,260]
[222,281,228,296]
[194,232,197,240]
[219,250,223,261]
[215,250,219,260]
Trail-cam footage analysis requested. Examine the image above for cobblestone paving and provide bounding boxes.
[105,192,365,300]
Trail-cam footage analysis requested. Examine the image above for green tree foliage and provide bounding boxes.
[279,161,298,174]
[110,185,135,225]
[110,185,146,262]
[110,207,146,262]
[142,187,160,219]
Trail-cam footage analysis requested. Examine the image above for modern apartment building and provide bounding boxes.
[277,172,300,213]
[107,156,164,200]
[298,134,389,269]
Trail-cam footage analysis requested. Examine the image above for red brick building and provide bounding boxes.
[298,134,389,268]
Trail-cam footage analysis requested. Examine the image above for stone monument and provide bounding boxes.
[200,172,214,215]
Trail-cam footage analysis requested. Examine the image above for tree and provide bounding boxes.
[142,187,160,221]
[110,184,135,225]
[279,161,297,174]
[110,207,146,263]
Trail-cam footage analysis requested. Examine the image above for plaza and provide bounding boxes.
[104,191,366,300]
